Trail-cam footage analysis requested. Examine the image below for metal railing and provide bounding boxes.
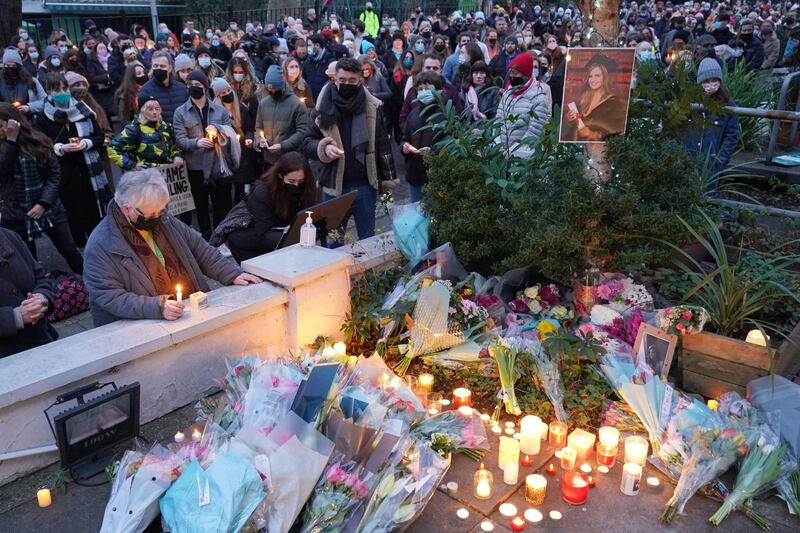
[766,70,800,163]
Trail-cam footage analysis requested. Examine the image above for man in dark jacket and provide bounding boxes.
[83,169,260,327]
[490,36,519,82]
[738,20,765,71]
[137,50,189,123]
[255,65,311,167]
[304,34,334,101]
[107,34,131,86]
[303,58,396,240]
[709,15,735,46]
[0,226,56,357]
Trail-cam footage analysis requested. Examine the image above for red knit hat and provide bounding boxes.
[508,52,534,79]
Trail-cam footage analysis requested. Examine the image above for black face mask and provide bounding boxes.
[540,66,548,76]
[741,32,753,42]
[296,52,307,59]
[188,85,205,99]
[135,74,148,85]
[337,83,359,99]
[131,212,162,231]
[4,66,19,80]
[421,31,432,39]
[221,92,235,103]
[509,75,526,87]
[285,182,304,200]
[434,44,445,52]
[153,68,169,82]
[489,38,497,44]
[269,89,283,98]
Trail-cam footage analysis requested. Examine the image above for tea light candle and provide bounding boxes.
[505,427,515,435]
[596,442,618,467]
[458,406,474,417]
[745,329,768,346]
[598,426,620,448]
[513,432,521,440]
[474,463,493,500]
[491,425,502,435]
[174,431,185,443]
[440,399,451,410]
[505,421,516,429]
[549,511,562,520]
[561,471,589,505]
[524,508,543,523]
[560,447,576,470]
[480,521,495,532]
[37,488,52,508]
[646,476,660,487]
[175,284,182,301]
[456,508,470,519]
[427,408,439,416]
[504,461,520,485]
[597,465,609,474]
[191,427,202,442]
[549,421,567,447]
[453,387,472,408]
[567,428,596,461]
[511,516,525,531]
[580,463,592,474]
[624,436,649,466]
[498,437,520,471]
[333,342,347,356]
[620,463,642,496]
[521,454,533,467]
[546,463,557,475]
[707,399,719,411]
[205,125,217,139]
[418,373,434,396]
[525,474,547,505]
[446,481,459,494]
[519,415,542,455]
[480,413,491,423]
[321,346,335,357]
[499,503,518,517]
[12,101,21,108]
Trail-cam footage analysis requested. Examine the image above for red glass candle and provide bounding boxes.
[588,475,596,488]
[521,454,533,467]
[562,471,589,505]
[511,516,525,531]
[596,443,618,467]
[452,388,472,409]
[546,463,557,476]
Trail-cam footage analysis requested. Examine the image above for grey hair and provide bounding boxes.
[114,169,169,208]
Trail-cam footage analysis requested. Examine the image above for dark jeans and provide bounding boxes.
[7,222,84,275]
[324,183,376,241]
[187,169,233,239]
[59,173,103,247]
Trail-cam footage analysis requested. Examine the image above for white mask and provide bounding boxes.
[702,80,720,94]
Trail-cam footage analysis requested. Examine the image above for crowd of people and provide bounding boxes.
[0,1,795,353]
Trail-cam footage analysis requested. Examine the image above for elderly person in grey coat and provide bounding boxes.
[83,169,261,327]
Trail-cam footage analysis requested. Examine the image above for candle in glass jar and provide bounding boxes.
[546,463,557,475]
[418,373,434,396]
[620,462,642,496]
[561,471,589,505]
[624,436,649,466]
[473,463,493,500]
[549,421,567,447]
[453,387,472,409]
[519,415,542,455]
[498,436,520,471]
[504,461,519,485]
[598,426,620,448]
[596,443,617,467]
[560,447,576,470]
[525,474,547,505]
[567,428,596,461]
[521,454,533,467]
[511,516,525,531]
[191,427,202,442]
[37,488,52,508]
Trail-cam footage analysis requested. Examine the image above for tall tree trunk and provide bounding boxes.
[0,0,22,47]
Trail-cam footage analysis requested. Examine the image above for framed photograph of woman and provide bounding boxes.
[632,323,678,381]
[558,48,636,143]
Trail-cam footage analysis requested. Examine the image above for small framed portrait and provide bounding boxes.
[632,323,678,381]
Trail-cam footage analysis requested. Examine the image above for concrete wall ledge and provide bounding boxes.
[0,282,287,410]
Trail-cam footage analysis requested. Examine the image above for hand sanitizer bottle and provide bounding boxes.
[299,211,316,247]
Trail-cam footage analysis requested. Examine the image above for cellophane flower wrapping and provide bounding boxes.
[594,277,654,317]
[488,337,524,416]
[410,410,489,456]
[529,340,569,421]
[301,459,371,533]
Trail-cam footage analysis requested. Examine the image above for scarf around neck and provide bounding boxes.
[317,84,369,167]
[43,97,95,124]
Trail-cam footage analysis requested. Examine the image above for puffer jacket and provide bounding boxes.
[137,77,189,123]
[253,91,311,165]
[495,80,551,158]
[107,117,182,170]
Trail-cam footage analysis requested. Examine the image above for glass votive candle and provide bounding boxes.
[624,436,649,466]
[561,471,589,505]
[453,387,472,409]
[620,462,642,496]
[598,426,620,448]
[474,463,494,500]
[549,421,567,447]
[417,373,434,396]
[525,474,547,505]
[427,392,443,412]
[559,447,576,470]
[596,443,618,467]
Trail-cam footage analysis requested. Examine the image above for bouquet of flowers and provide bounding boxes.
[488,337,526,416]
[777,467,800,516]
[410,410,489,460]
[657,305,707,336]
[511,283,560,315]
[301,459,371,533]
[602,400,646,434]
[529,340,569,421]
[594,277,653,316]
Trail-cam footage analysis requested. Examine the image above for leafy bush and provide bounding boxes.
[723,59,776,153]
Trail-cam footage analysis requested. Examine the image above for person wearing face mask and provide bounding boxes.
[209,33,232,69]
[402,72,446,202]
[359,55,392,107]
[430,36,450,62]
[83,169,259,326]
[0,49,47,117]
[760,21,780,69]
[725,38,747,71]
[416,20,434,48]
[173,53,195,84]
[683,58,739,185]
[212,152,319,262]
[359,2,380,38]
[23,45,40,78]
[114,62,146,123]
[35,73,112,246]
[736,20,764,71]
[254,65,311,171]
[302,57,396,241]
[107,34,132,85]
[282,56,314,110]
[84,42,116,118]
[495,52,551,157]
[453,42,484,89]
[383,32,407,71]
[137,51,189,124]
[194,45,225,80]
[38,46,65,83]
[389,50,415,141]
[63,48,89,82]
[211,77,255,202]
[490,35,520,83]
[108,96,183,171]
[461,60,499,121]
[304,34,335,100]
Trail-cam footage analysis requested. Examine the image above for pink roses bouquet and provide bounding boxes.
[657,305,707,335]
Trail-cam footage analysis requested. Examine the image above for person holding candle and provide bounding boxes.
[0,48,47,118]
[83,168,262,326]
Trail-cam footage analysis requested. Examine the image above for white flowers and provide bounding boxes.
[590,304,623,327]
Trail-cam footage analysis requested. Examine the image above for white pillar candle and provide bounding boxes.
[175,284,182,302]
[620,462,642,496]
[519,415,542,455]
[498,436,520,471]
[174,431,185,443]
[36,488,52,508]
[539,419,549,440]
[504,460,519,484]
[499,503,518,517]
[624,436,649,466]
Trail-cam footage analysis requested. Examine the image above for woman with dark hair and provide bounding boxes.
[63,48,88,78]
[388,50,415,141]
[562,54,626,142]
[0,48,47,117]
[383,32,406,71]
[402,71,445,202]
[85,41,115,118]
[282,56,313,110]
[0,103,84,274]
[35,73,111,246]
[213,152,318,262]
[461,60,499,121]
[114,62,146,124]
[38,46,65,83]
[453,42,484,90]
[430,34,450,62]
[359,55,391,104]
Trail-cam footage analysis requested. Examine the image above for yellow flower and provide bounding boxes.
[422,278,433,288]
[537,320,558,339]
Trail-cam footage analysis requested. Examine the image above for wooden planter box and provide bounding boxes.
[678,322,800,398]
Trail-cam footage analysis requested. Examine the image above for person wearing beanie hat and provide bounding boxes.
[63,70,88,87]
[3,48,23,66]
[489,35,520,81]
[209,76,231,99]
[2,47,47,116]
[683,56,738,183]
[195,44,224,79]
[173,53,194,83]
[172,64,234,238]
[253,63,310,165]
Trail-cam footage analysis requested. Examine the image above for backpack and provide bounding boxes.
[46,271,90,322]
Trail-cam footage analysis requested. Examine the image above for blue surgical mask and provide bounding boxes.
[458,55,466,64]
[417,88,434,104]
[198,56,211,67]
[30,51,39,60]
[532,68,539,80]
[639,51,652,61]
[60,46,68,54]
[233,73,245,82]
[403,58,413,68]
[732,49,744,57]
[206,32,213,39]
[50,57,61,67]
[211,39,220,47]
[415,42,425,53]
[20,32,29,40]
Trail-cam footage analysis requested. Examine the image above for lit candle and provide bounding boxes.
[505,421,516,429]
[567,428,596,461]
[519,415,542,455]
[549,421,567,447]
[561,471,589,505]
[440,399,451,410]
[491,425,502,435]
[174,431,185,443]
[499,503,518,517]
[580,463,592,474]
[205,125,217,139]
[480,521,495,532]
[624,436,649,467]
[480,413,491,423]
[458,406,474,417]
[453,387,472,409]
[333,341,347,356]
[596,442,618,467]
[498,436,520,471]
[707,399,719,411]
[598,426,620,448]
[560,447,576,471]
[597,465,609,474]
[521,454,533,467]
[418,373,434,396]
[12,101,21,109]
[504,461,520,485]
[525,474,547,505]
[745,329,768,346]
[37,488,52,508]
[620,463,642,496]
[191,427,202,442]
[646,476,660,487]
[588,475,595,487]
[427,408,439,416]
[175,284,182,302]
[524,508,543,523]
[505,427,515,435]
[473,463,493,500]
[321,346,335,357]
[511,516,525,531]
[549,511,562,520]
[456,508,470,519]
[546,463,557,476]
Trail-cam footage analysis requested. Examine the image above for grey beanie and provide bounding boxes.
[2,48,23,66]
[264,64,285,90]
[174,53,193,71]
[696,57,723,84]
[210,76,231,95]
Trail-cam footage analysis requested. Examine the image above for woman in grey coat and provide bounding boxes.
[83,169,262,327]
